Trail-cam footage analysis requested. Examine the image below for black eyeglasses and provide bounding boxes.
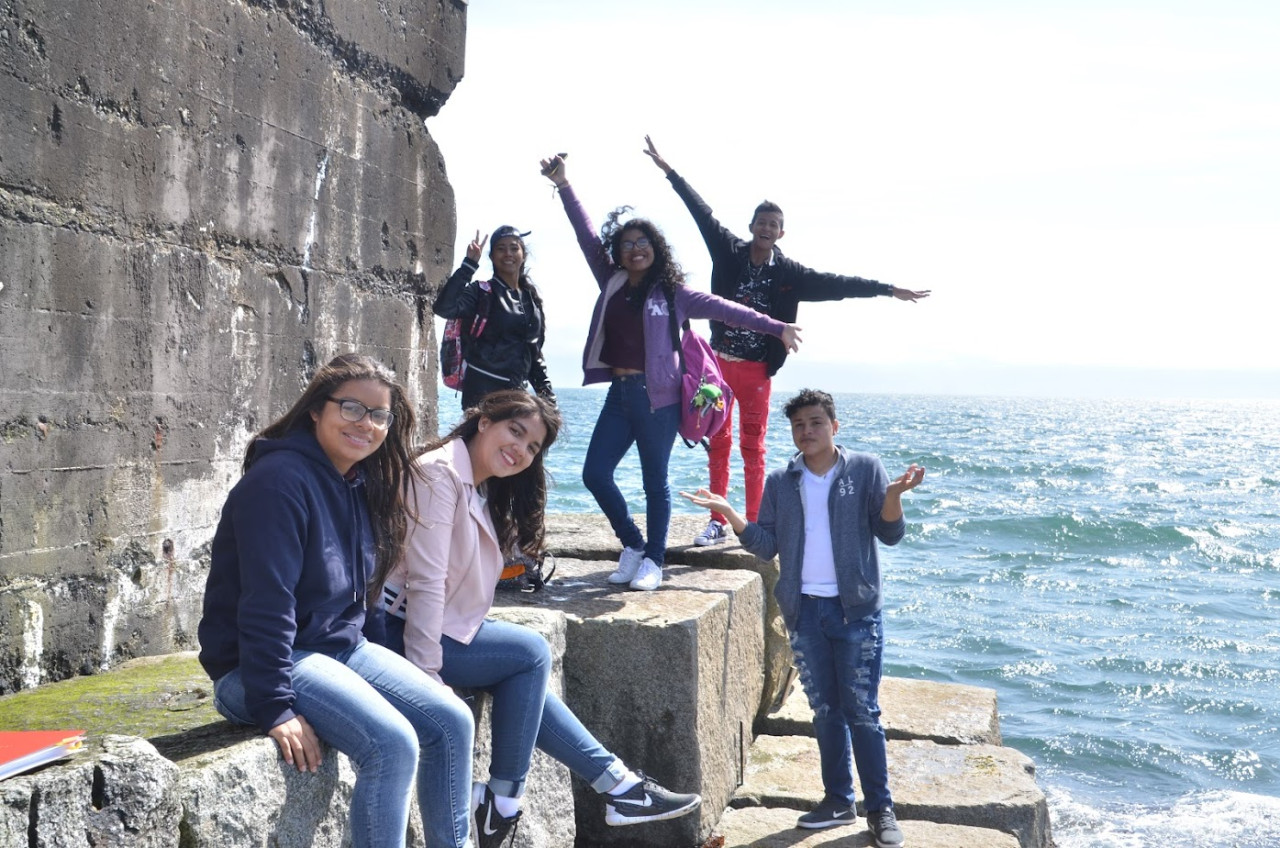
[326,397,395,429]
[620,237,651,251]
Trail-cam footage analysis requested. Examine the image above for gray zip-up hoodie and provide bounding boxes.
[738,446,905,628]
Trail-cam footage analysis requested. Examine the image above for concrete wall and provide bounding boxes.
[0,0,466,693]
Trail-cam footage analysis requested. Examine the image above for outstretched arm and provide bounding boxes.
[889,286,931,303]
[680,489,747,534]
[881,463,925,522]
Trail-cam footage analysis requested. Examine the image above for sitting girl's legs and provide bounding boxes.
[344,640,477,848]
[438,619,552,799]
[213,641,474,848]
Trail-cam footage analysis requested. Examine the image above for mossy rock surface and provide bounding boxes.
[0,652,251,762]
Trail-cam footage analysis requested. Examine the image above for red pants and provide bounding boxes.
[707,357,772,523]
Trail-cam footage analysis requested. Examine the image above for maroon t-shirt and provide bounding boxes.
[600,286,645,370]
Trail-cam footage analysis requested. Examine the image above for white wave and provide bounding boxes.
[1049,787,1280,848]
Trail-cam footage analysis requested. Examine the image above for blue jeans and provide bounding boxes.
[213,638,476,848]
[581,374,681,566]
[788,597,892,812]
[384,616,627,798]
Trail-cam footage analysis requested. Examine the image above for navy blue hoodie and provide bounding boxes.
[198,428,375,733]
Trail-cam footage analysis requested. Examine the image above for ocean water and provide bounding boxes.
[530,388,1280,847]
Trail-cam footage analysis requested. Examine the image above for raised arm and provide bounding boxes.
[432,230,488,318]
[540,154,615,288]
[644,135,741,261]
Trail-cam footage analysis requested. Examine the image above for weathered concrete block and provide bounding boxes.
[713,805,1022,848]
[492,556,764,848]
[756,676,1003,746]
[0,734,181,847]
[544,511,793,719]
[733,735,1049,848]
[0,0,460,693]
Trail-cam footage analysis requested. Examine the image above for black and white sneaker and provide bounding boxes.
[796,795,857,829]
[604,773,701,826]
[471,782,521,848]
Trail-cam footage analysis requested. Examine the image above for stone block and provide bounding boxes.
[492,556,764,848]
[0,734,181,847]
[713,805,1021,847]
[733,735,1049,848]
[756,676,1003,746]
[544,511,793,720]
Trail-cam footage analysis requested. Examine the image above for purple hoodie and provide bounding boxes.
[557,183,787,410]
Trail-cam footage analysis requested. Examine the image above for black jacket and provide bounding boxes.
[433,258,555,401]
[667,171,893,377]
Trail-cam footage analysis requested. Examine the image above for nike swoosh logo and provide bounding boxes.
[613,793,654,809]
[484,804,500,836]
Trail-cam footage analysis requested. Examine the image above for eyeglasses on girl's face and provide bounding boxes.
[620,237,651,251]
[327,397,395,429]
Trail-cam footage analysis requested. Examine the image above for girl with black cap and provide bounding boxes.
[434,226,556,410]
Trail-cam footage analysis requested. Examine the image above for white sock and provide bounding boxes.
[493,793,520,818]
[608,770,642,796]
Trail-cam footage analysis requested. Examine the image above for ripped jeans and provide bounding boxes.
[788,597,892,812]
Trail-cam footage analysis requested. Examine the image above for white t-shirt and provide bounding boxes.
[800,465,838,596]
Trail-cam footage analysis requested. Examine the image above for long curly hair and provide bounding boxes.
[600,206,686,303]
[245,352,417,601]
[421,390,562,558]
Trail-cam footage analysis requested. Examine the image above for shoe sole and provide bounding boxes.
[605,796,701,826]
[692,536,726,546]
[607,572,636,584]
[796,816,857,829]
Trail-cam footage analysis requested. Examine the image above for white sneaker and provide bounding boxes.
[692,520,727,546]
[608,547,645,584]
[629,558,663,591]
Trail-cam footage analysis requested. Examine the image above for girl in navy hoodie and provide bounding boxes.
[198,353,476,848]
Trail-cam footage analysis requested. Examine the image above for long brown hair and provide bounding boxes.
[247,353,416,597]
[421,390,561,558]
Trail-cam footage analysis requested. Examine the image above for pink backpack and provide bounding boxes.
[666,290,733,448]
[439,280,492,390]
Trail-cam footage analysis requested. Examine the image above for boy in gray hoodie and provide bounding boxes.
[681,388,924,848]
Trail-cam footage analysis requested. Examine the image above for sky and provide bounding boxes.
[426,1,1279,399]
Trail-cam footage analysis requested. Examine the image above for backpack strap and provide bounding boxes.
[469,279,493,339]
[663,285,686,374]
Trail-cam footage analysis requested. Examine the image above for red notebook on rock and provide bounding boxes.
[0,730,86,781]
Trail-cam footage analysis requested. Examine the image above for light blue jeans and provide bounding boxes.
[581,374,681,566]
[213,638,476,848]
[788,598,893,813]
[384,616,628,799]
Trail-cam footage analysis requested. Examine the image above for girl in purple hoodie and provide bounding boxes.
[540,154,802,591]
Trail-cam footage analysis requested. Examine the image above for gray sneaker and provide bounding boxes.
[867,807,904,847]
[796,796,857,830]
[692,520,727,546]
[604,772,701,826]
